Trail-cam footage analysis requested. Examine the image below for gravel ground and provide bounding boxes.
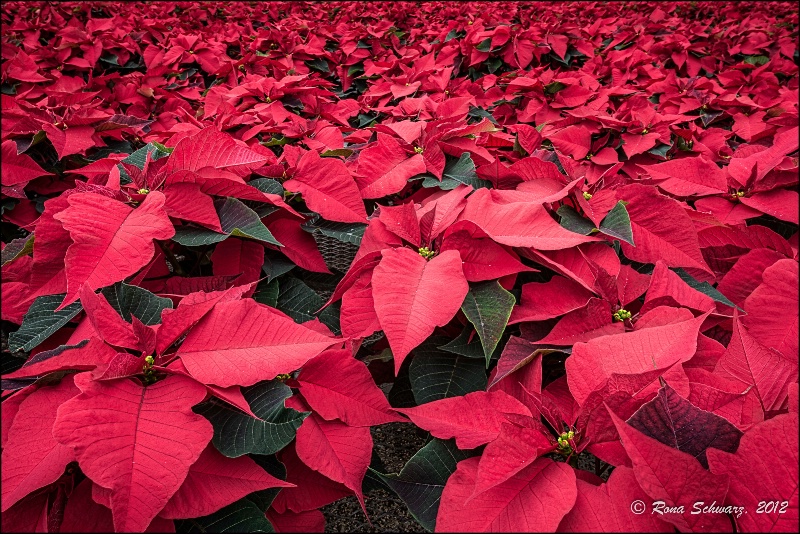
[322,423,429,533]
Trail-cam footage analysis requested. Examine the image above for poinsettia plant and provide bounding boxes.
[2,1,798,533]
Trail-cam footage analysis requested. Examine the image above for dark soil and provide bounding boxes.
[321,423,428,533]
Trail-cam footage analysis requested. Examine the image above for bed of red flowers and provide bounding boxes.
[1,1,798,532]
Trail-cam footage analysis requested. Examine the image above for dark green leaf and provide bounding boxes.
[2,198,17,214]
[123,142,171,170]
[438,327,487,359]
[422,153,491,190]
[101,282,172,325]
[247,455,287,512]
[475,38,492,52]
[700,109,724,128]
[485,57,503,73]
[173,198,281,247]
[261,252,295,281]
[743,55,769,66]
[544,81,567,94]
[466,106,498,126]
[558,205,597,235]
[1,234,34,266]
[99,53,119,66]
[673,268,741,310]
[373,439,478,531]
[301,219,366,246]
[276,277,340,335]
[599,201,635,246]
[253,279,280,308]
[648,142,672,158]
[444,29,465,42]
[320,148,354,158]
[460,281,515,365]
[8,295,82,353]
[195,380,308,458]
[409,341,487,405]
[262,135,291,147]
[350,112,379,129]
[248,178,284,196]
[347,64,364,77]
[2,352,26,375]
[175,497,275,533]
[305,58,329,73]
[388,356,417,409]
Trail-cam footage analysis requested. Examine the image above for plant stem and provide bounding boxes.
[156,240,186,276]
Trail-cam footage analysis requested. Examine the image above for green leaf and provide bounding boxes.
[485,57,503,73]
[300,219,366,246]
[1,233,34,266]
[246,455,288,512]
[1,82,17,95]
[373,439,478,531]
[599,201,635,246]
[101,282,172,325]
[613,40,634,51]
[305,57,329,73]
[422,153,491,190]
[261,253,295,281]
[1,198,16,215]
[700,109,724,128]
[743,55,769,66]
[648,142,672,158]
[673,268,741,310]
[253,279,280,308]
[388,355,417,409]
[409,340,487,405]
[460,281,515,365]
[347,63,364,77]
[438,327,487,359]
[544,81,567,94]
[320,148,354,158]
[276,277,323,324]
[8,295,82,353]
[2,349,27,374]
[171,228,225,247]
[475,37,492,52]
[173,198,282,247]
[248,178,284,196]
[122,142,171,170]
[195,380,308,458]
[444,29,465,42]
[262,135,291,147]
[175,497,275,533]
[558,205,597,235]
[99,53,119,66]
[350,111,379,129]
[276,277,340,335]
[466,105,498,125]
